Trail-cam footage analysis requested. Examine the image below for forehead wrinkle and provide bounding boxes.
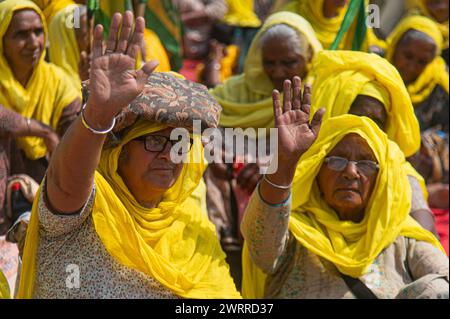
[329,134,377,161]
[9,12,42,31]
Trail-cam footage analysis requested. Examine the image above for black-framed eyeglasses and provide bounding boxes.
[134,135,194,154]
[324,156,379,176]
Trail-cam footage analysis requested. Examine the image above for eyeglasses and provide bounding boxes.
[324,156,379,176]
[134,135,194,154]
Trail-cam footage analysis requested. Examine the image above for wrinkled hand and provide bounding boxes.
[85,11,159,128]
[272,77,325,167]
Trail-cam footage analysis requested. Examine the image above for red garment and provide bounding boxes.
[432,208,449,255]
[179,59,202,82]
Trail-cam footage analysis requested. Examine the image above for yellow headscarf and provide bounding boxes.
[18,120,241,299]
[212,12,322,133]
[32,0,74,23]
[0,0,80,160]
[386,15,449,105]
[407,0,449,49]
[222,0,261,28]
[310,50,421,158]
[282,0,384,51]
[242,115,444,298]
[282,0,348,49]
[48,3,81,91]
[310,50,427,198]
[142,28,172,72]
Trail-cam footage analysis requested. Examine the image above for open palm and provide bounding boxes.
[87,11,158,122]
[273,77,325,166]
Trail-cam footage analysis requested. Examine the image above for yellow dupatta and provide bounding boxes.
[282,0,348,49]
[0,0,80,160]
[142,28,171,72]
[32,0,74,23]
[309,50,421,158]
[0,269,10,299]
[386,15,449,105]
[212,12,322,133]
[18,120,240,299]
[282,0,384,51]
[48,3,81,91]
[308,50,426,197]
[407,0,449,49]
[222,0,261,28]
[242,115,444,298]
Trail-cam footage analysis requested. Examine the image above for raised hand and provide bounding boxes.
[84,11,159,129]
[272,77,325,168]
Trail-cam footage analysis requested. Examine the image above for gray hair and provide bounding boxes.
[398,29,437,55]
[259,23,312,61]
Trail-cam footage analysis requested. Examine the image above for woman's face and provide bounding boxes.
[317,134,379,223]
[323,0,348,18]
[118,127,184,206]
[2,10,44,73]
[392,34,436,85]
[349,95,387,131]
[425,0,449,23]
[262,36,308,92]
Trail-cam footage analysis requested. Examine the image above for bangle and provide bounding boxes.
[263,174,292,190]
[80,103,115,135]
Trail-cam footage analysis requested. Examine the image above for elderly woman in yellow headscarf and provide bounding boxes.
[385,15,449,217]
[407,0,449,56]
[240,79,448,298]
[385,15,449,133]
[203,12,322,289]
[0,0,81,236]
[213,11,322,132]
[308,50,439,237]
[16,11,239,299]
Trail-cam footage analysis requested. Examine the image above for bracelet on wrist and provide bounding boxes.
[262,174,292,190]
[80,103,116,135]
